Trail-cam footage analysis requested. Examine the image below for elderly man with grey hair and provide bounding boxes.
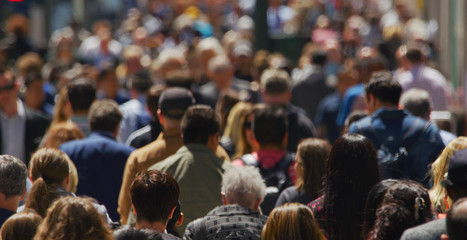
[400,88,456,146]
[0,155,28,227]
[184,166,267,240]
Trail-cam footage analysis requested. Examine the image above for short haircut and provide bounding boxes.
[146,85,167,118]
[221,166,266,208]
[406,46,423,64]
[130,70,153,94]
[400,88,431,118]
[130,169,180,223]
[446,198,467,240]
[165,70,193,90]
[0,155,28,199]
[260,68,290,94]
[253,106,288,147]
[181,105,220,145]
[208,55,231,73]
[67,77,96,111]
[365,71,402,105]
[88,100,122,132]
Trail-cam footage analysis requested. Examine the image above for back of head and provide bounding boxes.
[296,138,331,199]
[446,198,467,240]
[67,77,96,112]
[88,99,122,133]
[261,203,325,240]
[253,106,288,148]
[158,87,195,120]
[405,42,424,64]
[165,70,193,90]
[324,133,380,239]
[0,155,27,200]
[260,68,290,96]
[0,209,42,240]
[130,70,153,94]
[365,71,402,106]
[26,148,71,217]
[400,88,431,119]
[145,85,167,118]
[181,105,220,145]
[130,169,179,223]
[35,197,112,240]
[367,180,432,240]
[40,122,85,149]
[221,166,266,209]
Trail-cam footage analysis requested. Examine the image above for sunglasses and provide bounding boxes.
[0,82,15,93]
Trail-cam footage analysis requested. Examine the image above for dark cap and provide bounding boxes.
[441,148,467,188]
[158,87,195,119]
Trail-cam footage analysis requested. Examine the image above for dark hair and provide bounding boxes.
[365,71,402,105]
[146,85,167,118]
[295,138,330,200]
[406,46,423,64]
[322,133,380,240]
[67,77,96,111]
[130,169,180,223]
[345,110,368,129]
[130,70,153,94]
[446,198,467,240]
[367,180,433,240]
[23,72,43,88]
[0,155,28,199]
[0,65,16,83]
[181,105,220,145]
[88,100,122,132]
[362,179,398,238]
[253,106,288,147]
[113,226,163,240]
[165,70,193,90]
[166,202,182,237]
[0,209,42,240]
[216,89,240,133]
[25,148,71,217]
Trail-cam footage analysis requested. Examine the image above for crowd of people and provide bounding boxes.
[0,0,466,239]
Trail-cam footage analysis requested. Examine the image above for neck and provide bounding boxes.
[72,110,88,116]
[1,101,18,117]
[136,220,167,233]
[0,196,20,212]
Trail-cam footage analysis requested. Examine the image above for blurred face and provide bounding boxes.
[294,158,303,180]
[210,67,233,90]
[25,80,46,110]
[0,71,19,111]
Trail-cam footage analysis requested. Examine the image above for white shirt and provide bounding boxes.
[0,100,26,162]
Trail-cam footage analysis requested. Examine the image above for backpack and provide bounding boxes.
[240,153,294,215]
[356,117,430,180]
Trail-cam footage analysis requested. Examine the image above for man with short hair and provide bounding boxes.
[119,70,154,143]
[349,71,444,184]
[0,65,50,164]
[401,148,467,240]
[400,88,456,146]
[67,77,97,136]
[60,100,134,221]
[0,155,28,227]
[442,198,467,240]
[131,169,181,240]
[184,166,267,240]
[149,105,233,231]
[260,68,316,153]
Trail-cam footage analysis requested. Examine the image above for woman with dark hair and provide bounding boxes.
[361,179,398,238]
[309,133,380,240]
[367,180,433,240]
[25,148,75,217]
[262,203,325,240]
[275,138,331,206]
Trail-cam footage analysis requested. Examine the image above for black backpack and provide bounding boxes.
[240,153,294,215]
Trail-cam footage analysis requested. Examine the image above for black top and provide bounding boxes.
[275,186,313,207]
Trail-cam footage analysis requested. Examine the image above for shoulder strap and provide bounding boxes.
[277,153,295,170]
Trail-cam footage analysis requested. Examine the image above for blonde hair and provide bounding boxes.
[261,203,326,240]
[429,137,467,213]
[222,102,253,157]
[34,197,113,240]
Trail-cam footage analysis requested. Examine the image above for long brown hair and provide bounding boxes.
[295,138,331,200]
[0,209,42,240]
[26,148,71,217]
[34,197,113,240]
[261,203,326,240]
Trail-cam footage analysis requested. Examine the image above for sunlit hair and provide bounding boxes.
[429,137,467,213]
[261,203,326,240]
[221,166,266,208]
[0,209,42,240]
[34,197,113,240]
[26,148,72,217]
[222,102,253,157]
[40,122,85,149]
[295,138,331,200]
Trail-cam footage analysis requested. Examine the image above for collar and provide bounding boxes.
[90,131,116,140]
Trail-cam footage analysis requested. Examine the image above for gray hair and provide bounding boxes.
[221,166,266,208]
[0,155,28,199]
[400,88,432,119]
[208,55,231,73]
